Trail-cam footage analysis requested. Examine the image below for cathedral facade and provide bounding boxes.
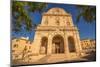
[31,7,82,62]
[12,7,84,64]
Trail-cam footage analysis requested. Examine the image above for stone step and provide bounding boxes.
[69,53,78,58]
[34,55,51,64]
[34,53,81,64]
[47,54,68,63]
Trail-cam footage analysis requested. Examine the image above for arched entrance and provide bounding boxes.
[68,36,76,53]
[40,37,48,54]
[52,35,64,54]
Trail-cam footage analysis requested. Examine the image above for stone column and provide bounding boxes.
[36,38,41,55]
[74,31,82,56]
[64,34,70,58]
[33,31,41,55]
[47,35,52,55]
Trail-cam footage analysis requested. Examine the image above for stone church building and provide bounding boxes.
[31,7,82,63]
[12,7,84,64]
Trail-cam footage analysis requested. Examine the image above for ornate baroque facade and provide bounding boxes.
[12,7,93,64]
[32,7,82,57]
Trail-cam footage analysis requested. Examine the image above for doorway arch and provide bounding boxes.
[40,37,48,54]
[68,36,76,53]
[52,35,64,54]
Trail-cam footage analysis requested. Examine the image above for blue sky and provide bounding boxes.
[12,2,96,41]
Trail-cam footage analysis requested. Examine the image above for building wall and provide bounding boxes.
[81,39,96,52]
[12,37,32,61]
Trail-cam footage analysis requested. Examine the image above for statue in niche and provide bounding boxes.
[56,20,60,25]
[55,17,60,25]
[66,17,71,26]
[67,21,70,26]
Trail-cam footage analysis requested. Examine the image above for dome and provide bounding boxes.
[45,7,70,15]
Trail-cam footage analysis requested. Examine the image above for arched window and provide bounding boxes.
[40,37,48,54]
[68,36,76,52]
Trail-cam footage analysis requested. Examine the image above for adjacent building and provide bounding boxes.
[12,37,32,62]
[81,39,96,53]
